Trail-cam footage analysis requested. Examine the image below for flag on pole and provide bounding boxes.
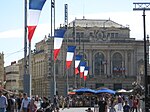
[84,67,89,81]
[27,0,47,42]
[80,61,86,78]
[75,55,82,75]
[66,46,76,69]
[54,29,66,61]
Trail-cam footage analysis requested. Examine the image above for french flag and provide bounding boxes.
[54,29,66,61]
[84,67,89,81]
[80,61,86,78]
[27,0,47,42]
[75,55,82,75]
[66,46,76,69]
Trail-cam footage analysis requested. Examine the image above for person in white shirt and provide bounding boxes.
[20,93,30,112]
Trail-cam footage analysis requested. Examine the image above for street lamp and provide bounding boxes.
[133,2,150,111]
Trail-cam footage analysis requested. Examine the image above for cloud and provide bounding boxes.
[0,24,51,40]
[1,11,150,41]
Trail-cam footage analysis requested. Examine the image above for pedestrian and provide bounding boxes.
[6,93,14,112]
[132,96,138,112]
[0,90,8,112]
[98,96,107,112]
[20,93,30,112]
[34,95,41,112]
[123,101,130,112]
[16,92,23,112]
[28,98,37,112]
[117,95,123,111]
[109,105,116,112]
[40,97,51,112]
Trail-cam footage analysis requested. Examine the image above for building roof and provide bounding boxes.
[69,19,126,28]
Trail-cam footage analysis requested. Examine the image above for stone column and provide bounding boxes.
[106,50,111,75]
[130,51,134,76]
[125,51,128,76]
[89,49,93,76]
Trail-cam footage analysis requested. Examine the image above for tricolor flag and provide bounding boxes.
[80,61,86,78]
[66,46,76,69]
[84,67,89,81]
[54,29,66,61]
[27,0,47,42]
[75,55,82,75]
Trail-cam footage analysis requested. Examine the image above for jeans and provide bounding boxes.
[0,108,6,112]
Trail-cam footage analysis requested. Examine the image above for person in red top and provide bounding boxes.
[132,96,139,112]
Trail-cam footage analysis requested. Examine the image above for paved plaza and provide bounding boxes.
[55,104,143,112]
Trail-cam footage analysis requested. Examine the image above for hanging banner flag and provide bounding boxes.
[80,61,86,78]
[66,46,76,69]
[27,0,47,42]
[75,55,82,75]
[84,67,89,81]
[54,29,66,61]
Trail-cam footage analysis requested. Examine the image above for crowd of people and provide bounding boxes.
[0,89,145,112]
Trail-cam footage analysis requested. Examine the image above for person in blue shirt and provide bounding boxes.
[123,101,130,112]
[0,90,8,112]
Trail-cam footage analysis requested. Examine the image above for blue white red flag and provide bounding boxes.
[66,46,76,69]
[84,67,89,81]
[80,61,86,78]
[54,29,66,61]
[27,0,47,42]
[75,55,82,75]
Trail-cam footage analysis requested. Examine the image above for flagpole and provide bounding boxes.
[64,4,69,96]
[28,41,32,97]
[73,19,77,89]
[23,0,27,96]
[54,0,56,96]
[51,0,56,96]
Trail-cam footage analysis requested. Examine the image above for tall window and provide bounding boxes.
[94,52,105,75]
[112,52,123,75]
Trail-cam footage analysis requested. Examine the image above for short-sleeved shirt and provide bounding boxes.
[123,105,130,112]
[0,95,8,108]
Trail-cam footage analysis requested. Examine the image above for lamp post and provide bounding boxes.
[133,2,150,111]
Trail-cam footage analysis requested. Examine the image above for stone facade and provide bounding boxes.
[5,62,20,91]
[18,19,148,97]
[45,19,146,97]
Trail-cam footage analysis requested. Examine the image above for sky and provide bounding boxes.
[0,0,150,66]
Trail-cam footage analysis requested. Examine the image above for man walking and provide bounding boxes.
[98,96,107,112]
[0,90,8,112]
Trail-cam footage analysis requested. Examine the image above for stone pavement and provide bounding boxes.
[55,104,142,112]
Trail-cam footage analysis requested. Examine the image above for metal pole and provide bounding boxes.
[64,4,69,96]
[133,3,150,110]
[73,20,77,88]
[51,0,56,96]
[24,0,27,92]
[29,42,32,97]
[53,0,56,96]
[143,9,148,111]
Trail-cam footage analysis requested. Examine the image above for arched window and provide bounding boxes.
[112,52,123,75]
[94,52,105,75]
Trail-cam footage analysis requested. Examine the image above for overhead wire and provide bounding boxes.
[5,48,24,58]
